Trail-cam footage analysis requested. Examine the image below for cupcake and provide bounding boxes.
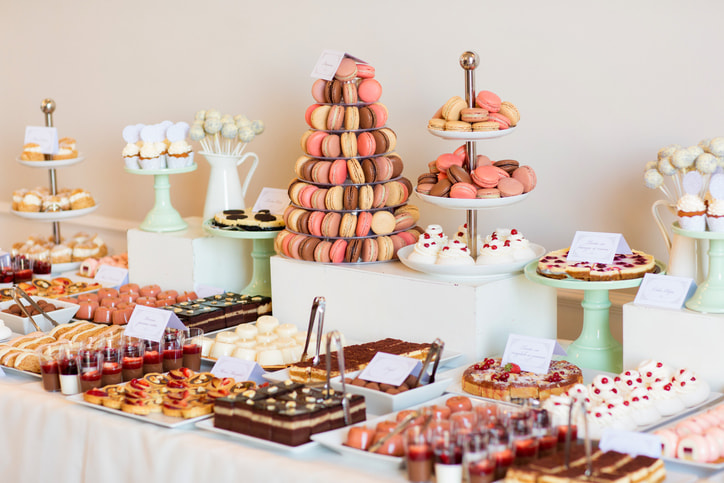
[166,140,194,168]
[707,198,724,231]
[139,142,166,169]
[122,142,141,169]
[677,193,706,231]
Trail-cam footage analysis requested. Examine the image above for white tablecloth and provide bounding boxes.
[0,372,405,483]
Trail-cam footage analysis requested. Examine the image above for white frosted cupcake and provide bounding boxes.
[677,194,706,231]
[139,142,166,170]
[167,140,194,168]
[707,199,724,231]
[122,143,141,169]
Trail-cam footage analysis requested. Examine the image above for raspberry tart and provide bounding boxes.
[537,248,656,281]
[461,357,583,401]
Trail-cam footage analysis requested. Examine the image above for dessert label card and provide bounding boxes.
[567,231,631,264]
[600,429,662,458]
[634,273,696,310]
[311,50,366,80]
[124,305,186,342]
[93,266,129,288]
[24,126,59,154]
[501,334,567,374]
[252,187,290,214]
[358,352,422,386]
[211,356,266,383]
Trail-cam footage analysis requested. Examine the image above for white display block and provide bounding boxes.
[623,302,724,391]
[128,216,252,292]
[270,256,558,362]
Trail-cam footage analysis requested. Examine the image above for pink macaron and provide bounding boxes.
[497,177,524,197]
[436,153,463,172]
[311,161,331,184]
[453,145,467,163]
[298,184,318,208]
[335,58,358,81]
[305,104,320,127]
[357,132,376,157]
[329,158,348,184]
[356,63,375,79]
[356,211,373,237]
[308,211,325,237]
[329,239,348,263]
[311,188,328,209]
[311,79,327,103]
[372,183,389,208]
[327,105,345,131]
[358,78,382,103]
[476,90,501,112]
[487,112,510,130]
[393,212,416,231]
[512,165,537,193]
[449,182,478,199]
[305,131,328,157]
[369,103,388,128]
[321,212,342,237]
[471,165,509,188]
[373,156,393,181]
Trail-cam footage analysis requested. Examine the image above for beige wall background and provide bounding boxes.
[1,0,722,265]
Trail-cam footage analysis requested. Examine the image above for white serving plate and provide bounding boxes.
[397,244,545,279]
[16,154,85,168]
[11,205,98,221]
[414,190,530,210]
[427,127,516,141]
[52,261,81,274]
[1,366,41,379]
[330,370,453,415]
[195,418,319,453]
[66,393,212,428]
[263,349,463,383]
[0,296,79,334]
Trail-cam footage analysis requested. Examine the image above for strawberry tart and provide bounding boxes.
[537,248,656,281]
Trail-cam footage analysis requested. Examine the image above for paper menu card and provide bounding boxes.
[357,352,422,386]
[211,356,266,384]
[24,126,58,155]
[500,334,567,374]
[311,50,367,80]
[567,231,632,264]
[634,273,696,310]
[123,305,186,342]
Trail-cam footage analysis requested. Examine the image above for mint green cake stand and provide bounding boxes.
[125,164,197,232]
[202,220,277,297]
[672,222,724,313]
[524,260,666,373]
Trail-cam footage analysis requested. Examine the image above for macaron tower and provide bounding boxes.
[276,55,420,263]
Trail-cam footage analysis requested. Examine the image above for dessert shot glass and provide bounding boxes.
[121,335,145,382]
[36,343,62,392]
[404,425,433,483]
[57,342,82,395]
[182,327,203,371]
[142,340,162,375]
[97,336,123,386]
[430,429,463,483]
[161,328,185,372]
[509,408,538,467]
[464,431,495,483]
[533,408,557,458]
[78,341,104,393]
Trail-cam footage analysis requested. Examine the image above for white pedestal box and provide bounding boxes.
[270,256,558,363]
[127,217,252,292]
[623,302,724,391]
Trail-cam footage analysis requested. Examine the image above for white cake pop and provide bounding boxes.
[658,144,679,160]
[658,156,677,176]
[671,148,696,170]
[709,137,724,157]
[251,120,265,135]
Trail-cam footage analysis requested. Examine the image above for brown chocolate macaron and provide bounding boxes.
[493,159,520,175]
[371,130,387,155]
[388,154,404,178]
[331,80,343,103]
[300,237,321,261]
[343,185,359,211]
[324,80,334,103]
[447,165,473,184]
[297,210,312,234]
[345,238,363,263]
[361,158,377,183]
[359,106,376,130]
[417,173,438,185]
[301,159,317,182]
[429,178,452,197]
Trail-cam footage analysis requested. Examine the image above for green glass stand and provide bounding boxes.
[524,260,665,373]
[672,222,724,313]
[125,164,197,232]
[202,220,277,297]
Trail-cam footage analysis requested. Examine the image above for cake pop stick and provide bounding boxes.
[658,156,681,198]
[221,122,238,155]
[189,124,209,152]
[644,169,673,202]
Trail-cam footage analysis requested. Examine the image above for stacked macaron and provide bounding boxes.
[428,90,519,133]
[277,55,421,263]
[416,145,536,199]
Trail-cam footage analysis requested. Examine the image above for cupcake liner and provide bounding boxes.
[123,155,140,169]
[139,155,166,170]
[679,214,706,231]
[166,155,188,169]
[707,215,724,232]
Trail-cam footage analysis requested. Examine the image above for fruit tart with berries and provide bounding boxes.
[461,357,582,401]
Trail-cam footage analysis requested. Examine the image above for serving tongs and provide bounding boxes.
[324,330,350,425]
[368,408,433,454]
[411,338,445,388]
[300,296,326,366]
[13,286,59,329]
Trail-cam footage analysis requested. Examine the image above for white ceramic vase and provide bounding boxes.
[200,151,259,221]
[652,199,708,282]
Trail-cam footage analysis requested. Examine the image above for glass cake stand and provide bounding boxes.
[524,260,666,373]
[672,222,724,313]
[125,164,197,232]
[202,220,277,297]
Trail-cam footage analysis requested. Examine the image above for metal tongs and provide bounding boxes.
[565,395,592,477]
[300,296,326,366]
[412,337,445,388]
[13,286,59,330]
[368,408,433,454]
[324,330,350,425]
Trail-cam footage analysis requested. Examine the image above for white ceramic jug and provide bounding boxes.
[201,151,259,221]
[651,199,708,282]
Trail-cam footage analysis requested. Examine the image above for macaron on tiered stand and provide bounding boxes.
[13,98,98,272]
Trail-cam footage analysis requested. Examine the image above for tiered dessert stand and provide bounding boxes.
[672,222,724,313]
[12,99,99,272]
[407,51,533,277]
